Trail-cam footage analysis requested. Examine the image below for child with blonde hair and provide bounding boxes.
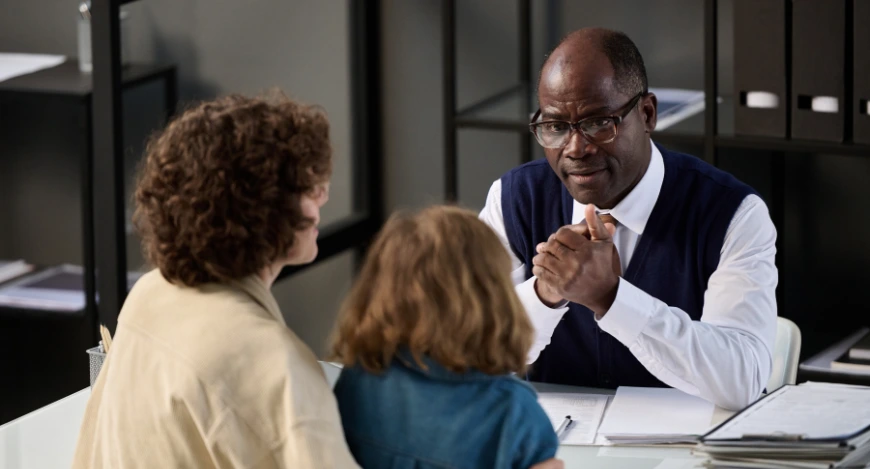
[331,205,558,468]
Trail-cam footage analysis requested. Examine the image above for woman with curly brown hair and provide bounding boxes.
[72,94,359,468]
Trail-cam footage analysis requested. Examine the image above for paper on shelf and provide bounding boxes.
[650,87,706,130]
[0,53,66,83]
[0,260,34,284]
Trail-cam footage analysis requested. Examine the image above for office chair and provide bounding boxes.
[766,317,802,392]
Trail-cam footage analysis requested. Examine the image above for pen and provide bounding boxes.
[555,415,573,441]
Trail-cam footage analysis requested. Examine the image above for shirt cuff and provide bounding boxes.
[596,278,654,346]
[517,277,569,312]
[517,277,569,364]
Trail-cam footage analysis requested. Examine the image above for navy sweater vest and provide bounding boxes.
[500,145,757,388]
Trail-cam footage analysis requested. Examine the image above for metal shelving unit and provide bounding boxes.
[91,0,383,333]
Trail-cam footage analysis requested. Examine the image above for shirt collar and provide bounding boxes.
[230,274,286,326]
[395,349,514,383]
[571,139,664,235]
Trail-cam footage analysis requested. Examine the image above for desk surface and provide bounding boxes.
[0,363,719,469]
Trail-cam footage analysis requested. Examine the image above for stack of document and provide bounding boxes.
[831,332,870,374]
[0,259,34,284]
[649,87,707,130]
[697,382,870,468]
[0,264,89,311]
[0,264,144,312]
[597,387,716,445]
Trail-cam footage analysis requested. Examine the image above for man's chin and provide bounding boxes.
[565,184,602,207]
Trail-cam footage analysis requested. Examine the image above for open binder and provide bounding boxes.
[696,382,870,468]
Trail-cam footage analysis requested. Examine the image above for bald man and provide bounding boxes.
[480,28,777,410]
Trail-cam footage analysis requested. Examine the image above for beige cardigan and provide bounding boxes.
[72,269,358,468]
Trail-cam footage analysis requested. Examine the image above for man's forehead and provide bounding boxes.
[540,101,611,119]
[539,58,616,93]
[537,77,620,118]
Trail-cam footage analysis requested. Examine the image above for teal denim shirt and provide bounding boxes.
[334,352,558,469]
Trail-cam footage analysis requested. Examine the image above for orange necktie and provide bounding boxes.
[598,213,618,227]
[596,213,621,276]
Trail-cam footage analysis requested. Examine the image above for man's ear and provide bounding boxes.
[641,93,658,133]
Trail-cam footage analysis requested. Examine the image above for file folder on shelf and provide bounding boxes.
[791,0,847,142]
[854,0,870,145]
[733,0,788,138]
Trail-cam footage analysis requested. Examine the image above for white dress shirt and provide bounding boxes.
[479,142,778,411]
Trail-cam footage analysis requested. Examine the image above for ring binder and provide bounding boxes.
[791,0,847,142]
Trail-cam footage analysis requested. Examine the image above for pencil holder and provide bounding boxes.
[86,346,106,388]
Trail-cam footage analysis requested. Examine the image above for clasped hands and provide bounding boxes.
[531,204,621,318]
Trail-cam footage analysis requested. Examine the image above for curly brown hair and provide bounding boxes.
[133,93,331,287]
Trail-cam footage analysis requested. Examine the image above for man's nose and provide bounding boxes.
[561,129,597,159]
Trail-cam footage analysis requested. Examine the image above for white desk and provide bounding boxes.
[0,364,726,469]
[0,389,90,469]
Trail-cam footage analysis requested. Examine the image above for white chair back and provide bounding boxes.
[320,361,343,389]
[767,317,802,392]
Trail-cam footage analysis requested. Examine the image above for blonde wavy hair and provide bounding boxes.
[331,205,533,375]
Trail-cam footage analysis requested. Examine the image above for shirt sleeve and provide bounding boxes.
[209,409,359,469]
[507,389,559,469]
[479,180,569,364]
[268,419,360,469]
[596,194,778,410]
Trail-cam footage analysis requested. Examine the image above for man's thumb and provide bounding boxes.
[585,204,612,241]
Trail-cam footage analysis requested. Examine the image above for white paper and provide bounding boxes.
[0,260,33,284]
[597,445,696,459]
[598,387,715,439]
[649,87,707,130]
[538,393,608,445]
[706,383,870,441]
[0,53,66,83]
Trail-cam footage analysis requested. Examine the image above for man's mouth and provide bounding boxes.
[566,168,606,185]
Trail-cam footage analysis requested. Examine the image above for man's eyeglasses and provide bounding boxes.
[529,93,645,149]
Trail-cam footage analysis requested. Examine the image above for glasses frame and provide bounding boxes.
[529,92,645,149]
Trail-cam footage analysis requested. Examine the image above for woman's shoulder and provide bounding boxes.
[489,374,542,402]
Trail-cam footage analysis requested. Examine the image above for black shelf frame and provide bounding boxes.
[0,61,176,323]
[91,0,383,333]
[442,0,532,202]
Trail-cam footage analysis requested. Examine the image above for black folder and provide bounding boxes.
[791,0,847,142]
[854,0,870,145]
[733,0,788,138]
